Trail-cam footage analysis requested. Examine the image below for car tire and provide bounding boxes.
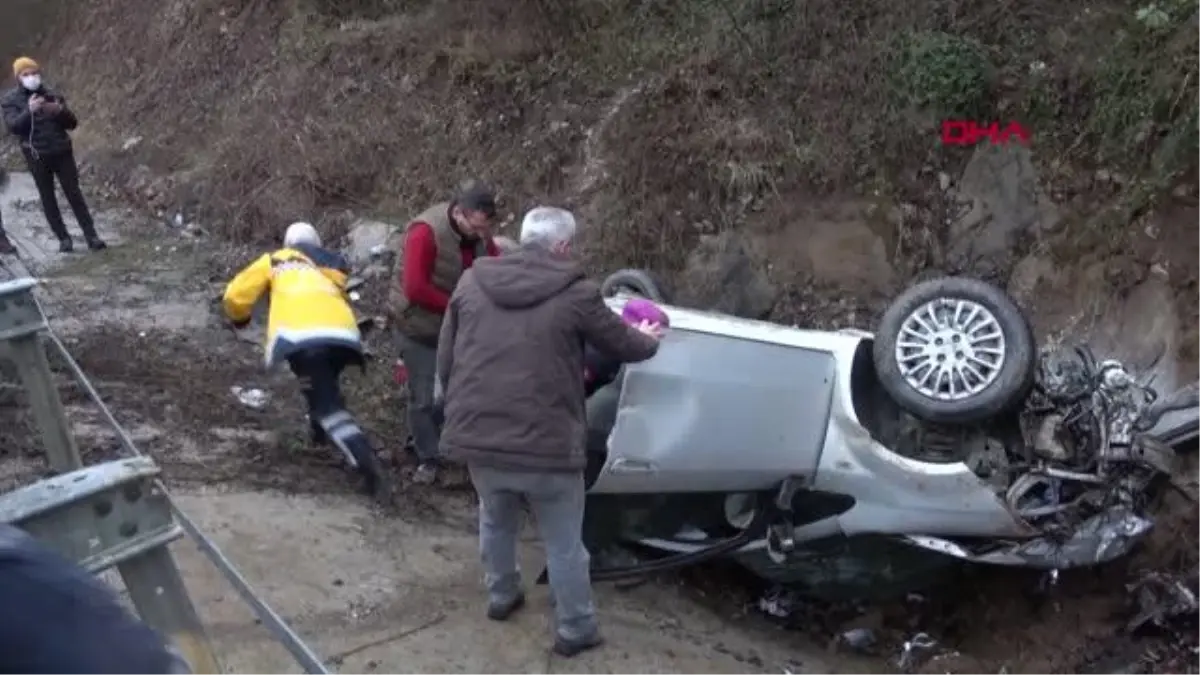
[872,276,1036,425]
[600,268,672,303]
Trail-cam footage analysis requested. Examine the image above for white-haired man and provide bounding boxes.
[436,206,665,656]
[222,222,387,499]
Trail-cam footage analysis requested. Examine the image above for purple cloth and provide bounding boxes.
[620,298,669,326]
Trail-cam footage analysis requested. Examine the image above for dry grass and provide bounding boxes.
[28,0,1195,279]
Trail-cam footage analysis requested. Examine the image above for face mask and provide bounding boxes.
[19,74,41,91]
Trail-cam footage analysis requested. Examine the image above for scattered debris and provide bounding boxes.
[230,386,270,409]
[896,632,939,672]
[1126,570,1200,633]
[837,627,877,653]
[757,586,800,619]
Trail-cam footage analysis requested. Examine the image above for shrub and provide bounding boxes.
[889,30,994,119]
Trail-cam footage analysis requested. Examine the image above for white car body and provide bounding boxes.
[581,293,1177,590]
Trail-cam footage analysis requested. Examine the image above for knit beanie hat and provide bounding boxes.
[12,57,38,77]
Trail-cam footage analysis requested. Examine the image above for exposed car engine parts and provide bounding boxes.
[1013,346,1172,535]
[906,346,1183,569]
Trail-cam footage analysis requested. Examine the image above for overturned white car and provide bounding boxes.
[576,271,1195,598]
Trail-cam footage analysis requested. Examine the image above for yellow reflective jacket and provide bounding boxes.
[222,244,362,368]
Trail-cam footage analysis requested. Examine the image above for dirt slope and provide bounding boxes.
[19,0,1199,265]
[14,0,1193,374]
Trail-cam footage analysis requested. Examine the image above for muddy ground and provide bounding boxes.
[0,172,1196,674]
[0,173,878,673]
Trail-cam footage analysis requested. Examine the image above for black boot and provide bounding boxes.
[58,237,73,253]
[86,236,108,251]
[309,417,328,445]
[345,435,387,499]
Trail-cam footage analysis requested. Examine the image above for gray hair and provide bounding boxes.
[518,207,577,248]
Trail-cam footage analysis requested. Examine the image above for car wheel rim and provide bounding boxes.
[894,297,1007,401]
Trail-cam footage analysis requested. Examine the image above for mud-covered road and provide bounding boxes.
[0,171,1195,674]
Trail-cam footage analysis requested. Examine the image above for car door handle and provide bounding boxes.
[610,458,657,473]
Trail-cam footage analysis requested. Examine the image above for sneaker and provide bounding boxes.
[486,593,525,621]
[0,238,16,255]
[412,462,438,485]
[58,237,73,253]
[552,632,604,658]
[86,237,108,251]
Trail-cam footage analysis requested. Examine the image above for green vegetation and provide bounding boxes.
[889,31,994,121]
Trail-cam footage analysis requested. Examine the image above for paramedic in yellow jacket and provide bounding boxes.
[222,222,386,499]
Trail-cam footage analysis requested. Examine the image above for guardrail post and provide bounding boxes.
[0,279,80,472]
[0,278,222,674]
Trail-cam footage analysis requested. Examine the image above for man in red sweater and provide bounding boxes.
[390,181,500,484]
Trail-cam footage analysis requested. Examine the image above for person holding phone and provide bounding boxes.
[1,57,107,253]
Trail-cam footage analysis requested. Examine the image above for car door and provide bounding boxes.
[589,326,838,494]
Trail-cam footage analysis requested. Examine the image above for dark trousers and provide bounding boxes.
[286,345,383,492]
[0,524,191,674]
[287,346,352,422]
[23,148,97,241]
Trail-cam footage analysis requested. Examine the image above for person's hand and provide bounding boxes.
[28,95,43,113]
[635,319,665,340]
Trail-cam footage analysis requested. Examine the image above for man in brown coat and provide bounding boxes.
[390,181,499,484]
[436,206,664,657]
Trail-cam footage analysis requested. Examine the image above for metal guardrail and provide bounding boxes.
[0,277,331,674]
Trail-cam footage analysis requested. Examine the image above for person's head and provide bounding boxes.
[518,206,577,257]
[12,57,40,91]
[283,221,321,249]
[621,298,669,327]
[450,180,497,238]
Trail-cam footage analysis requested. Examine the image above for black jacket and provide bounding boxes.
[0,524,189,674]
[1,84,77,157]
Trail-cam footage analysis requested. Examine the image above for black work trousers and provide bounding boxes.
[23,148,97,242]
[286,345,358,433]
[285,345,383,493]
